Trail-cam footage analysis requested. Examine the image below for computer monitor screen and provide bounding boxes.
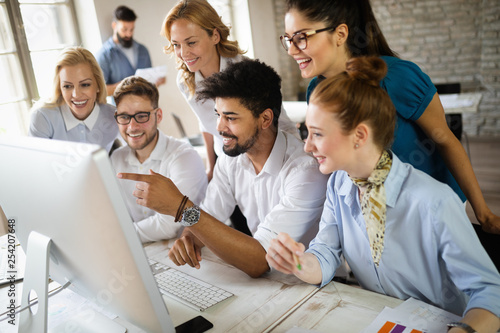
[0,136,175,332]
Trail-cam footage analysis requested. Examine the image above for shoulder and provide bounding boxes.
[380,56,434,92]
[134,41,150,53]
[110,144,130,161]
[393,157,462,211]
[30,105,60,119]
[96,38,115,56]
[379,56,436,119]
[282,132,319,170]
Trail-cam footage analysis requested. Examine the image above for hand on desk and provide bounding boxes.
[169,228,204,269]
[118,170,183,216]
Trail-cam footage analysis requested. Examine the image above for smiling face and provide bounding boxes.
[284,8,348,79]
[304,102,356,175]
[215,97,261,157]
[170,18,220,78]
[116,94,162,162]
[59,63,98,120]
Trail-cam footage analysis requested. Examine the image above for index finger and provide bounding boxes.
[117,172,153,182]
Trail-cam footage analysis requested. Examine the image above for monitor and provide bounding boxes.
[0,136,175,332]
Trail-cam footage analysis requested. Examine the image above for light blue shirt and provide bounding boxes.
[307,153,500,316]
[29,103,119,153]
[96,37,152,86]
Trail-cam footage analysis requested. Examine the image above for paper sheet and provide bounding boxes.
[361,298,461,333]
[135,65,167,85]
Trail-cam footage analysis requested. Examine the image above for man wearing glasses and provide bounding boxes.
[111,75,207,243]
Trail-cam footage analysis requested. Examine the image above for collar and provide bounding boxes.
[260,130,287,177]
[125,130,165,166]
[62,103,100,131]
[339,151,406,208]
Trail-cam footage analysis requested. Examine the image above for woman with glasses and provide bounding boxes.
[281,0,500,234]
[161,0,296,181]
[29,46,119,153]
[267,56,500,332]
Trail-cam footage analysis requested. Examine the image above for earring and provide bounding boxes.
[355,143,359,149]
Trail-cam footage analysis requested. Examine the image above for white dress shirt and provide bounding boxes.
[200,130,329,251]
[307,153,500,316]
[177,55,299,157]
[29,103,119,153]
[111,131,208,242]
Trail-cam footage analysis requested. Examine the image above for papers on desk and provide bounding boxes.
[361,298,460,333]
[135,65,167,85]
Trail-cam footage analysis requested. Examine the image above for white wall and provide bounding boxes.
[75,0,281,138]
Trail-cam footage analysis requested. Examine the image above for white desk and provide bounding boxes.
[0,239,403,333]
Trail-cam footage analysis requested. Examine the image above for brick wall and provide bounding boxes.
[273,0,500,136]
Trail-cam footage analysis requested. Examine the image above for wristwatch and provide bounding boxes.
[447,322,476,333]
[179,205,201,227]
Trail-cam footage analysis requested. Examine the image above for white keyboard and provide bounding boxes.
[149,259,234,311]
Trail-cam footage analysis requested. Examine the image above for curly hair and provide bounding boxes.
[196,59,282,128]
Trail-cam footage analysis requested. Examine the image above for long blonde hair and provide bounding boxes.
[41,46,107,108]
[161,0,244,97]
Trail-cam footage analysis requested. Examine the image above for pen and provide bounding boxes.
[293,253,302,271]
[268,228,302,270]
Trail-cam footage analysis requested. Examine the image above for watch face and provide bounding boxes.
[181,205,200,226]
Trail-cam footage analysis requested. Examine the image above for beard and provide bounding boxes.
[221,127,259,157]
[117,33,133,48]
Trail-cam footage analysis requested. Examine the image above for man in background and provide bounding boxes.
[96,5,165,99]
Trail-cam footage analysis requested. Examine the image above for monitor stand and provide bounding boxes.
[18,231,126,333]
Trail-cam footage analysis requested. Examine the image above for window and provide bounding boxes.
[208,0,254,58]
[0,0,79,136]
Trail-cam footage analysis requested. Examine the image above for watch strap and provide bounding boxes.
[447,322,476,333]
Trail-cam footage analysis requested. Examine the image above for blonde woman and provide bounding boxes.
[29,46,118,153]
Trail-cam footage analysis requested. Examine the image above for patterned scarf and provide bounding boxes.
[349,150,392,266]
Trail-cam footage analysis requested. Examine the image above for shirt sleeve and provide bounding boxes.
[134,146,208,243]
[253,161,328,252]
[305,173,344,287]
[29,108,53,138]
[200,156,237,225]
[434,195,500,317]
[380,57,437,122]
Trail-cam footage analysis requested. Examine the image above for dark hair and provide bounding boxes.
[113,76,159,109]
[196,59,282,128]
[310,56,396,149]
[285,0,397,58]
[114,5,137,22]
[161,0,245,97]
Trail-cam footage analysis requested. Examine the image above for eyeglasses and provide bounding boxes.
[280,26,336,51]
[114,109,157,125]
